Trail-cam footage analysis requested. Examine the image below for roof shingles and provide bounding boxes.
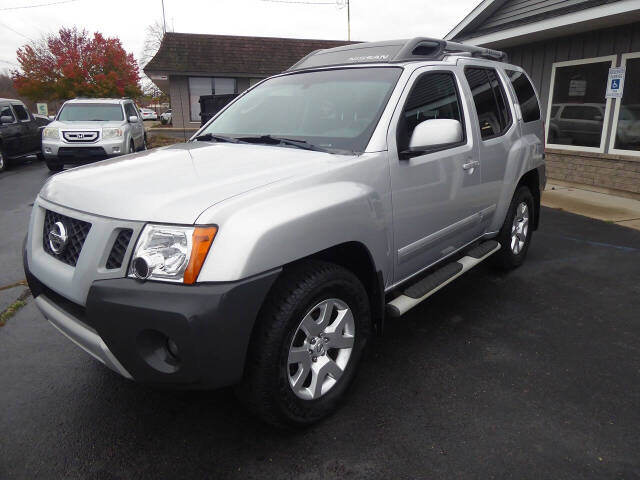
[144,32,354,76]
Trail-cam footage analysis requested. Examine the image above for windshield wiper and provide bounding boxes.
[238,135,332,153]
[192,133,243,144]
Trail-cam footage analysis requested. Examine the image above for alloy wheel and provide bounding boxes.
[287,298,355,400]
[511,202,529,254]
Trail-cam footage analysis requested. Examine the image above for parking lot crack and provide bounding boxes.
[0,288,32,327]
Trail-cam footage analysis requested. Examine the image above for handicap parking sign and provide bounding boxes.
[606,67,625,98]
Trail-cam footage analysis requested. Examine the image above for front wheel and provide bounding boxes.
[493,185,534,269]
[46,161,63,172]
[237,260,371,428]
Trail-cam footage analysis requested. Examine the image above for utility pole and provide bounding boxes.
[347,0,350,41]
[161,0,167,34]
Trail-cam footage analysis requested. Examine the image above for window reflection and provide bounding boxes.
[548,60,610,148]
[614,57,640,151]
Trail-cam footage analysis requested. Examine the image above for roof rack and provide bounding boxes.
[288,37,507,71]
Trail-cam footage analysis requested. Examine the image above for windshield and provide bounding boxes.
[58,104,124,122]
[199,67,402,153]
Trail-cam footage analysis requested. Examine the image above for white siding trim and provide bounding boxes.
[454,0,640,46]
[609,52,640,157]
[544,55,617,154]
[445,0,498,40]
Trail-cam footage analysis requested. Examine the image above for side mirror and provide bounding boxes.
[0,115,14,124]
[407,119,464,155]
[129,115,139,123]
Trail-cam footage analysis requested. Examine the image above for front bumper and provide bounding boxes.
[43,138,127,163]
[25,248,280,389]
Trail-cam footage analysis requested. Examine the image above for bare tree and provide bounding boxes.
[139,20,165,69]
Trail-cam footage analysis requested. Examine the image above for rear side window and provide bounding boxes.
[13,104,30,121]
[506,70,541,122]
[465,67,512,139]
[397,71,464,151]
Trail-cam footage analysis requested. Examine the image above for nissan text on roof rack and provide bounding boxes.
[24,38,545,427]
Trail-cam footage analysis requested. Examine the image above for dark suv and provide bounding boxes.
[0,98,48,172]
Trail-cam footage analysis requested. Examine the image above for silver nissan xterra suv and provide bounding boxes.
[24,38,545,427]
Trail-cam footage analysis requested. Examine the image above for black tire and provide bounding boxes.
[129,140,135,154]
[237,260,371,428]
[46,161,63,172]
[142,135,148,150]
[37,152,45,162]
[0,143,6,173]
[493,185,535,270]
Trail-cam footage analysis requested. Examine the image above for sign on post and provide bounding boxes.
[606,67,626,99]
[36,103,48,116]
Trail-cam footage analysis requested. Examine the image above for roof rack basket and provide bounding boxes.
[288,37,508,71]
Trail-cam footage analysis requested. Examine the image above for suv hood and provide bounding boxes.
[50,120,126,129]
[39,142,342,224]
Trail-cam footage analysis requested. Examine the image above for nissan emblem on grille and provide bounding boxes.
[48,221,68,254]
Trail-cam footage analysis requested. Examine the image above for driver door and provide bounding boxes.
[388,67,484,283]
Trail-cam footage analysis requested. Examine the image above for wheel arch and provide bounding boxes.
[516,168,541,230]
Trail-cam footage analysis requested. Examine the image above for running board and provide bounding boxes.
[387,240,501,317]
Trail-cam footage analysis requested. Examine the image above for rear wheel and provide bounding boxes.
[237,260,371,428]
[493,186,534,269]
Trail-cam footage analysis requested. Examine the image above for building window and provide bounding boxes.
[188,77,237,123]
[546,56,616,153]
[610,52,640,156]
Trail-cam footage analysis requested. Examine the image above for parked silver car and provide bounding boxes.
[25,38,545,427]
[42,98,147,171]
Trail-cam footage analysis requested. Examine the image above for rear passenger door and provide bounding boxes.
[12,103,40,153]
[462,64,519,231]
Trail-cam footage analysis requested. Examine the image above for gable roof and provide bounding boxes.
[143,32,355,77]
[446,0,639,47]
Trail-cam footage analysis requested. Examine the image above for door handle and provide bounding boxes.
[462,160,479,170]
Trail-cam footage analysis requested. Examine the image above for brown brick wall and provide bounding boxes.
[546,149,640,196]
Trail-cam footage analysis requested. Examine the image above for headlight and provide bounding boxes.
[42,127,59,139]
[103,127,123,139]
[129,224,217,284]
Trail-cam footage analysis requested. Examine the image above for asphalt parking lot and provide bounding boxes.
[1,158,639,479]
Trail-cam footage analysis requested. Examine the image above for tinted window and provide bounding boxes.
[203,67,402,153]
[465,67,511,139]
[506,70,540,122]
[398,72,464,151]
[13,104,29,121]
[0,105,15,122]
[562,105,602,120]
[58,104,124,121]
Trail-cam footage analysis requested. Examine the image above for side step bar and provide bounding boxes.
[387,240,501,317]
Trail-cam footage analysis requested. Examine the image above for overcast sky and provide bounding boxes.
[0,0,480,76]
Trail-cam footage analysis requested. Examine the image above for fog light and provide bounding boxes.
[112,146,120,153]
[132,254,164,280]
[166,338,179,359]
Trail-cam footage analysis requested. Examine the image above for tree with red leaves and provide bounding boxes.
[12,27,142,101]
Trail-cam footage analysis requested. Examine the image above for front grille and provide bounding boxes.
[43,210,92,266]
[57,147,107,159]
[62,130,99,143]
[106,229,133,269]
